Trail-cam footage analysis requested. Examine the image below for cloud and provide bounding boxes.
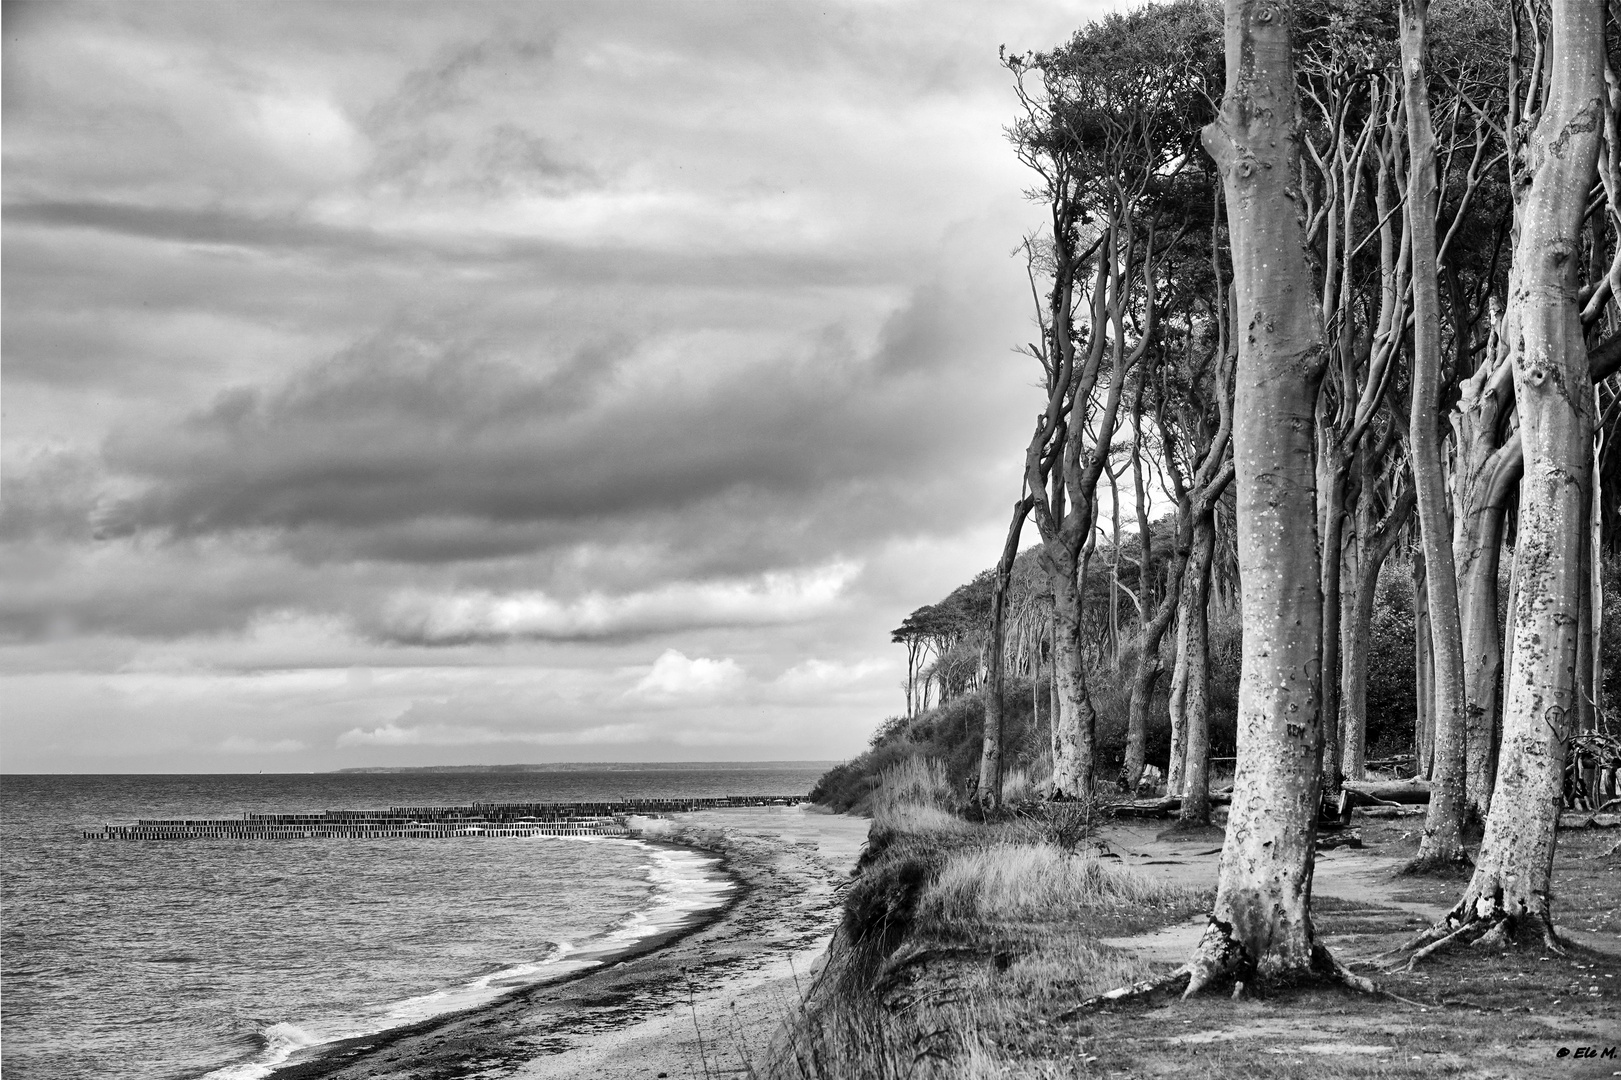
[374,563,857,644]
[219,735,306,754]
[626,650,746,702]
[771,657,891,696]
[91,297,988,552]
[334,720,650,748]
[0,0,1096,769]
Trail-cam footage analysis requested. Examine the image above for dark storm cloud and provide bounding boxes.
[96,286,983,560]
[1,0,1101,768]
[2,202,870,289]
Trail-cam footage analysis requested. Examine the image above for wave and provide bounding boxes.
[203,1023,323,1080]
[200,835,735,1080]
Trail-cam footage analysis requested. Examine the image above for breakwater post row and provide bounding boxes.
[85,794,806,841]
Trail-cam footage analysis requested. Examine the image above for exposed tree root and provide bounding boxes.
[1310,942,1378,994]
[1386,899,1566,971]
[1471,920,1512,950]
[1396,850,1474,877]
[1398,919,1487,971]
[1056,967,1194,1018]
[1060,918,1379,1017]
[1182,919,1247,999]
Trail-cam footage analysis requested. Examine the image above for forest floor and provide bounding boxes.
[813,812,1621,1080]
[1060,816,1621,1079]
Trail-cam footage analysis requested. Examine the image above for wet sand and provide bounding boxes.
[269,804,870,1080]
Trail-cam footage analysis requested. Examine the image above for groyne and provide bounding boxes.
[86,794,804,841]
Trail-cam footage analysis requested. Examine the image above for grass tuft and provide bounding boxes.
[918,841,1202,926]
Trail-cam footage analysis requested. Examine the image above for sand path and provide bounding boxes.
[1094,821,1621,964]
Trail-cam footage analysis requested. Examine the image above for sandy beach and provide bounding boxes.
[268,804,869,1080]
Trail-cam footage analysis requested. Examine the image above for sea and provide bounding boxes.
[0,764,831,1080]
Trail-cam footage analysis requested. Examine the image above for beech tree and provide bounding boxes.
[978,496,1033,808]
[1181,0,1369,993]
[1401,0,1605,957]
[1004,1,1211,801]
[1399,0,1471,869]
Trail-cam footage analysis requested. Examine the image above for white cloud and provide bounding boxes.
[219,735,305,754]
[378,562,860,644]
[334,720,649,747]
[0,0,1101,770]
[626,649,745,703]
[771,657,891,696]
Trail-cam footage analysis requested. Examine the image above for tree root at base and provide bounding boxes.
[1396,850,1474,877]
[1057,921,1378,1017]
[1383,905,1566,971]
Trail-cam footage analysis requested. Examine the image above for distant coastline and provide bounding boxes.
[332,760,840,774]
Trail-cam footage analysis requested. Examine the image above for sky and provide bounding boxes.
[1,0,1121,773]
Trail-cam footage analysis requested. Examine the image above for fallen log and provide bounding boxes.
[1337,779,1431,824]
[1356,805,1424,819]
[1558,812,1621,830]
[1342,779,1433,804]
[1108,797,1181,819]
[1107,790,1235,819]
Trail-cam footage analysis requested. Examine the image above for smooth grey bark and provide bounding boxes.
[1413,550,1435,777]
[1436,0,1603,946]
[1452,357,1518,819]
[1400,0,1470,866]
[1317,429,1350,791]
[979,497,1034,810]
[1166,590,1191,796]
[1176,514,1217,827]
[1184,0,1361,993]
[1123,423,1186,794]
[1341,469,1416,780]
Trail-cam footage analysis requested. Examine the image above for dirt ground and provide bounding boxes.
[1067,815,1621,1080]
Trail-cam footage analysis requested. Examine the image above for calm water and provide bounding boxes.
[1,766,828,1080]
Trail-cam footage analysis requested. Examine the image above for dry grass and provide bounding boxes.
[919,841,1201,925]
[871,755,952,817]
[765,761,1217,1080]
[1001,765,1038,806]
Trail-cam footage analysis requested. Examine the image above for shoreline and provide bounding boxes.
[255,835,745,1080]
[261,805,869,1080]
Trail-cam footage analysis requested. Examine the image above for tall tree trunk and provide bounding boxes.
[1166,593,1191,795]
[1452,361,1517,819]
[1340,493,1364,778]
[979,498,1034,810]
[1108,464,1122,665]
[1049,550,1098,801]
[1401,0,1471,866]
[1177,514,1216,826]
[1342,478,1415,780]
[1317,439,1349,793]
[1413,550,1435,776]
[1049,615,1061,777]
[1431,0,1603,947]
[1125,573,1184,793]
[1125,448,1190,793]
[1185,0,1357,993]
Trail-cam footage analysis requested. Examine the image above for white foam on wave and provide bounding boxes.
[384,941,596,1023]
[200,834,736,1080]
[200,1022,326,1080]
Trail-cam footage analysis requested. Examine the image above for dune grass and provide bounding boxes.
[918,841,1203,926]
[762,760,1216,1079]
